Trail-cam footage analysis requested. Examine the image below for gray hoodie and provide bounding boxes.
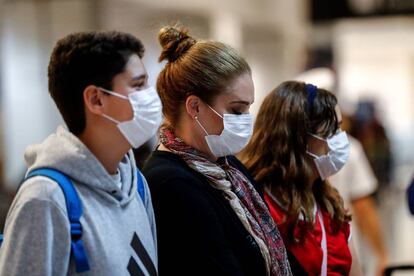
[0,126,157,276]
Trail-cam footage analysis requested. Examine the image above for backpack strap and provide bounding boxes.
[136,170,145,203]
[26,168,90,273]
[408,177,414,215]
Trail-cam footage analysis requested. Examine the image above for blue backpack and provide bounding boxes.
[408,177,414,215]
[0,168,146,273]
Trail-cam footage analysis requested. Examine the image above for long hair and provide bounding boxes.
[239,81,351,241]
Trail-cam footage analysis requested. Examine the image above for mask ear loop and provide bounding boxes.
[306,150,319,159]
[98,87,129,100]
[308,132,327,142]
[194,115,209,136]
[195,114,230,164]
[306,132,327,159]
[98,87,131,124]
[207,105,223,119]
[102,113,121,124]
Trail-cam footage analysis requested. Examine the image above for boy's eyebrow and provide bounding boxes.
[131,74,147,81]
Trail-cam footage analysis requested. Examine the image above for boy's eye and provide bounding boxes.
[132,80,146,90]
[134,83,144,89]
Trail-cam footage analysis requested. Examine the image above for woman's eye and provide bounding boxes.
[133,82,145,90]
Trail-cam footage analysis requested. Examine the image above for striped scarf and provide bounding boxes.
[160,127,292,276]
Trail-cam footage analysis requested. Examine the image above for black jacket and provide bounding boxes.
[142,151,266,276]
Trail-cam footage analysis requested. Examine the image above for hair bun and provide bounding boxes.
[158,25,196,63]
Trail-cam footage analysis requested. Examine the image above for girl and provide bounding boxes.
[240,81,354,276]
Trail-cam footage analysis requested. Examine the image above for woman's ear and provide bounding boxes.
[83,85,105,115]
[185,95,201,118]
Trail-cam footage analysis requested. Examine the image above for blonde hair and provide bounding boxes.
[156,25,251,125]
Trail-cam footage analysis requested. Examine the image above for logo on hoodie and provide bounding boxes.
[127,232,157,276]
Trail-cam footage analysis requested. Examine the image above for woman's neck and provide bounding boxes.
[173,125,218,162]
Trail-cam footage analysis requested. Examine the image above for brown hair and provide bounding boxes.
[48,31,144,135]
[239,81,351,241]
[156,25,251,125]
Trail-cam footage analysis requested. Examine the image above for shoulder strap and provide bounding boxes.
[136,170,145,203]
[25,168,90,273]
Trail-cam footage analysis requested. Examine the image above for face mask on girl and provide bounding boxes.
[99,86,163,148]
[307,131,350,180]
[195,105,254,158]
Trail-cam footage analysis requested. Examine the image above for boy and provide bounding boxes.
[0,31,161,275]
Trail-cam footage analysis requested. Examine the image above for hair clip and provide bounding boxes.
[305,84,317,115]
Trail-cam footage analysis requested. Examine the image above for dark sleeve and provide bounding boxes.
[151,176,246,276]
[408,177,414,215]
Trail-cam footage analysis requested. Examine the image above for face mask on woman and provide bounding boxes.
[307,131,350,180]
[195,105,254,158]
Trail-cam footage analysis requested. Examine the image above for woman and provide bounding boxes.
[240,81,353,276]
[142,26,291,275]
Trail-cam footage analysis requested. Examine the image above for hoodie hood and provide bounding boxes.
[24,126,137,205]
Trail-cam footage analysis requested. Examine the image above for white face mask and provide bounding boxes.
[99,86,162,148]
[307,131,350,180]
[195,105,254,158]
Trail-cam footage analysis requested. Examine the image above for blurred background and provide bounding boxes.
[0,0,413,275]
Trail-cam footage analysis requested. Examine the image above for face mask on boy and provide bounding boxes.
[99,86,162,148]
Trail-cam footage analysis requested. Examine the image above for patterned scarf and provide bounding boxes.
[160,127,292,276]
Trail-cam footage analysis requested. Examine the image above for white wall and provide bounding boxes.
[333,17,414,264]
[334,18,414,167]
[0,0,308,188]
[0,0,97,189]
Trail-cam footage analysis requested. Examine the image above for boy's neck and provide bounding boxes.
[78,127,130,175]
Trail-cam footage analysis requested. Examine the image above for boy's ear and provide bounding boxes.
[83,85,105,115]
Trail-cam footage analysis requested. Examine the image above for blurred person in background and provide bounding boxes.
[349,100,393,199]
[330,115,388,276]
[240,81,361,276]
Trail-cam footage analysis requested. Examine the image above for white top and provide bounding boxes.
[110,170,123,190]
[329,136,378,207]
